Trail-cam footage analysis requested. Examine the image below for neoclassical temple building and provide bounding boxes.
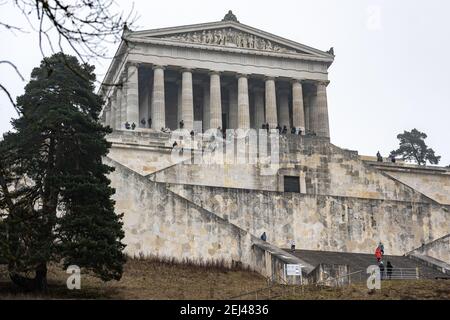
[101,11,333,137]
[100,12,449,283]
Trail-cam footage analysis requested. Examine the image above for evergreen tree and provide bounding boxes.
[390,129,441,166]
[0,53,125,292]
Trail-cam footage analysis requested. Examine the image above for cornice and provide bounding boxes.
[125,36,334,64]
[129,20,334,60]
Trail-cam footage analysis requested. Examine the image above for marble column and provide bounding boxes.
[228,84,238,129]
[110,93,117,130]
[292,80,305,132]
[315,81,330,138]
[202,83,210,132]
[181,69,194,131]
[265,77,277,129]
[254,87,265,129]
[278,88,290,128]
[126,63,139,126]
[104,104,111,127]
[151,65,166,130]
[237,74,250,129]
[115,87,122,130]
[209,71,222,130]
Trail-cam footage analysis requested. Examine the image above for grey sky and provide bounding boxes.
[1,0,449,164]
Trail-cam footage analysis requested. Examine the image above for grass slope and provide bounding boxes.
[0,259,448,300]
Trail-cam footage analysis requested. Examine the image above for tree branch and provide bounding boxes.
[0,83,21,115]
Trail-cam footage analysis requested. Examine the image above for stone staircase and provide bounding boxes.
[289,249,449,282]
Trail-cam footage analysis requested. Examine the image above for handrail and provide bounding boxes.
[228,274,291,300]
[333,269,363,280]
[228,285,275,300]
[268,273,289,286]
[314,270,363,287]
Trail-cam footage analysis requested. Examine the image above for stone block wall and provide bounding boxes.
[168,184,449,256]
[411,234,450,264]
[105,132,449,268]
[383,170,450,205]
[106,155,317,283]
[147,135,434,204]
[106,156,254,266]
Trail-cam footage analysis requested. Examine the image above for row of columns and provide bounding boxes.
[104,63,330,138]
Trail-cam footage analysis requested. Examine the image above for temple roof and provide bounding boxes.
[124,12,334,60]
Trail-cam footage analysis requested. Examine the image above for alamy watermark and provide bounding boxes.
[169,128,281,174]
[66,265,81,290]
[366,5,382,31]
[366,265,381,290]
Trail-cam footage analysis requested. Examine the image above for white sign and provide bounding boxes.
[286,264,302,276]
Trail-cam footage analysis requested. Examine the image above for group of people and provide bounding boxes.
[376,151,396,163]
[260,233,297,253]
[126,117,170,132]
[140,117,152,128]
[124,118,310,138]
[375,242,394,280]
[262,123,305,136]
[124,121,136,130]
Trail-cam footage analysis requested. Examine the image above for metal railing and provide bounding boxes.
[228,267,421,300]
[228,274,291,300]
[314,270,363,287]
[380,268,420,280]
[314,267,420,286]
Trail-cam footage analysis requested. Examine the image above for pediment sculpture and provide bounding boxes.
[158,28,300,54]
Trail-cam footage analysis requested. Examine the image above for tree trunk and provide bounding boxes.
[9,263,48,293]
[35,263,48,292]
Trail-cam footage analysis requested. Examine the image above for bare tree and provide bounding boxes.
[0,0,137,114]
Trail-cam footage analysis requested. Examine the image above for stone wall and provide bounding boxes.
[106,156,253,265]
[105,132,449,266]
[152,136,434,204]
[307,263,350,286]
[383,169,450,205]
[106,155,308,283]
[411,234,450,264]
[168,183,449,256]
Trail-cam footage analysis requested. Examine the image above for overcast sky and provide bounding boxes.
[1,0,449,165]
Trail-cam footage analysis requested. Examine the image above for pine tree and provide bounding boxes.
[0,53,125,292]
[389,129,441,166]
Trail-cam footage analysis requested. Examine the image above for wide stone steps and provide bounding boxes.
[288,249,448,281]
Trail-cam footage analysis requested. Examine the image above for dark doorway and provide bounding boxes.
[222,113,228,130]
[284,176,300,193]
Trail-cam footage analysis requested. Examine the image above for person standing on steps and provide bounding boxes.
[289,239,296,252]
[386,261,393,280]
[378,242,385,255]
[379,261,385,280]
[376,151,383,162]
[375,245,382,263]
[260,232,267,242]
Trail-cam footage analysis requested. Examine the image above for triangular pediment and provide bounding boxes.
[154,27,304,54]
[129,21,334,59]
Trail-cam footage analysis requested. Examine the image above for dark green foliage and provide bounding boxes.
[390,129,441,166]
[0,53,126,291]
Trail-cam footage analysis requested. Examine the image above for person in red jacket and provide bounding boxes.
[375,246,382,262]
